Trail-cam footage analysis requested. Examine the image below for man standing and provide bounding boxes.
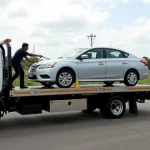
[11,43,42,89]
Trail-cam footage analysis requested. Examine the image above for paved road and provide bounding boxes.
[1,102,150,150]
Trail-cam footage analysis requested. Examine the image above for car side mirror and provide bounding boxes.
[81,54,88,59]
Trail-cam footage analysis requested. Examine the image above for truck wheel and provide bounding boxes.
[103,81,115,86]
[124,70,138,86]
[56,69,75,88]
[100,96,126,119]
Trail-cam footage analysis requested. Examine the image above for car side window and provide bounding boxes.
[83,48,104,59]
[106,49,128,58]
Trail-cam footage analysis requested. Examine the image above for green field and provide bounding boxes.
[12,70,150,87]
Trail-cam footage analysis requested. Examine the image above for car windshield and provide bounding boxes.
[58,48,88,59]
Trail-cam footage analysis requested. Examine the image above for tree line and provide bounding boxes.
[143,56,150,69]
[5,57,50,69]
[21,57,38,69]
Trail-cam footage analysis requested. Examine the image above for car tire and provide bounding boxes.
[41,82,54,88]
[103,81,115,86]
[56,69,75,88]
[100,96,126,119]
[124,70,139,86]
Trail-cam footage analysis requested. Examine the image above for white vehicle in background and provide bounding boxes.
[28,47,148,88]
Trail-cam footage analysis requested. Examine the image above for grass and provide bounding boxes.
[12,70,150,87]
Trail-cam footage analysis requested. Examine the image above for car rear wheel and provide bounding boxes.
[124,70,138,86]
[56,69,75,88]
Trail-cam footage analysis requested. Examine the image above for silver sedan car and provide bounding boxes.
[28,47,148,88]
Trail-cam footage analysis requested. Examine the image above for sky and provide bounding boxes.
[0,0,150,59]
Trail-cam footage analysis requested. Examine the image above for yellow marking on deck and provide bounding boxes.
[14,91,31,95]
[39,88,98,94]
[127,87,150,91]
[102,88,112,91]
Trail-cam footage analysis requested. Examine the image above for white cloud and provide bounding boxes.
[134,17,147,24]
[93,18,150,58]
[0,0,150,60]
[122,0,135,3]
[144,0,150,4]
[109,4,116,8]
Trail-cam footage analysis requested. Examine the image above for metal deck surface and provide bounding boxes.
[9,84,150,97]
[11,84,150,89]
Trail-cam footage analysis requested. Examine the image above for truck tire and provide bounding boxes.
[100,96,126,119]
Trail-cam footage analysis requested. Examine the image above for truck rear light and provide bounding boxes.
[140,60,148,66]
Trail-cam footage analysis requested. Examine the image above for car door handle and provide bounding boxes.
[122,62,128,64]
[98,62,104,65]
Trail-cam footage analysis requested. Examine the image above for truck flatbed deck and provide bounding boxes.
[10,84,150,97]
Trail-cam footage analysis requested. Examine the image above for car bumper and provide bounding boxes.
[139,68,149,80]
[28,68,57,82]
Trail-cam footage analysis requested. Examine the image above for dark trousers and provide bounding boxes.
[11,62,25,87]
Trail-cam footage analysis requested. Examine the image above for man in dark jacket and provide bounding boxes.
[11,43,42,89]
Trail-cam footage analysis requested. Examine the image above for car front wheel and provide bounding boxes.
[56,69,75,88]
[124,70,138,86]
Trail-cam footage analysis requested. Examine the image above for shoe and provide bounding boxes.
[20,86,28,89]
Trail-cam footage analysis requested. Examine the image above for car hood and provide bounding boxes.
[32,58,74,66]
[32,59,57,66]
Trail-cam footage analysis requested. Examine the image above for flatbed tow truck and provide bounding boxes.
[0,38,150,119]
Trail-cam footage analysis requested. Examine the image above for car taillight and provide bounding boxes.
[140,60,148,66]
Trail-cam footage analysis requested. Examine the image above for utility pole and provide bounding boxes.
[87,34,96,47]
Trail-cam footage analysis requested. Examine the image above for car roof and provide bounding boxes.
[73,47,140,59]
[77,47,130,54]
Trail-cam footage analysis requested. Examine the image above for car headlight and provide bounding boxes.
[39,62,57,69]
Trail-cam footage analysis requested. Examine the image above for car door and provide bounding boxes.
[105,48,129,79]
[78,48,106,80]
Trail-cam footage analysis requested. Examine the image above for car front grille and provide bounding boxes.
[28,75,37,79]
